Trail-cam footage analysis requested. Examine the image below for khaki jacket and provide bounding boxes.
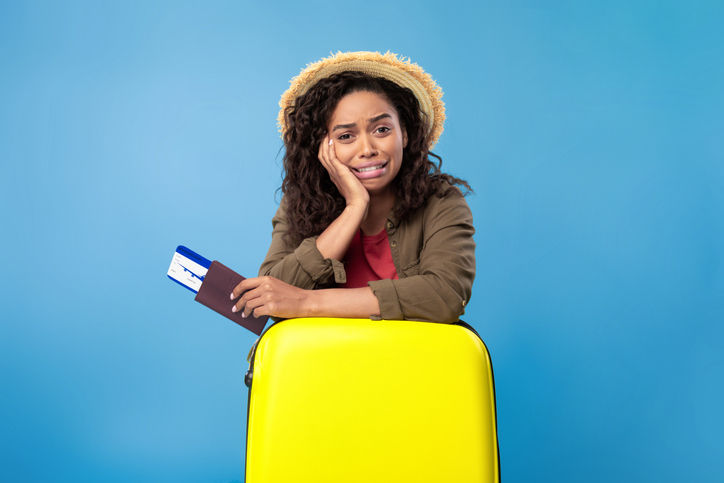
[258,185,476,323]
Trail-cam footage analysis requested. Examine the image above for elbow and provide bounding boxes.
[436,299,466,324]
[419,278,470,324]
[433,275,472,324]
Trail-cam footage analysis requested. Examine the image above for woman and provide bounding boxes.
[230,51,475,323]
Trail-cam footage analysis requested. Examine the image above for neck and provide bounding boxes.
[361,189,395,235]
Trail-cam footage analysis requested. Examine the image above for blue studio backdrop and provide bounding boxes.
[1,1,722,482]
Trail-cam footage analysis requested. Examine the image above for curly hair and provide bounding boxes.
[281,71,471,245]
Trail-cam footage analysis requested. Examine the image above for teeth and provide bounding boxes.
[358,165,384,172]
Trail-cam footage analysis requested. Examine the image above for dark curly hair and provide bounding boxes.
[281,71,471,245]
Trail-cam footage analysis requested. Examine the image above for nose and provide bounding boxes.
[358,132,378,158]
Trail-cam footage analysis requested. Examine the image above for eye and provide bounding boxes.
[337,133,352,141]
[375,126,391,135]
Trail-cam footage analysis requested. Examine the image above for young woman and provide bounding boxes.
[230,52,475,324]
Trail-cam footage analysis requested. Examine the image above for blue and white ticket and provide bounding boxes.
[167,245,212,293]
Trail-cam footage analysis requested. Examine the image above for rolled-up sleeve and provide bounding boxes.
[258,202,347,288]
[368,190,475,323]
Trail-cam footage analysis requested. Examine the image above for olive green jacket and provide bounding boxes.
[258,186,476,323]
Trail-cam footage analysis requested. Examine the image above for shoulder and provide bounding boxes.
[432,180,467,202]
[394,181,473,239]
[422,181,472,222]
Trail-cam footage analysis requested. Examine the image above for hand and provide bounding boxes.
[318,135,369,210]
[230,276,311,319]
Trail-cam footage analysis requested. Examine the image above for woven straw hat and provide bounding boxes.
[278,51,445,149]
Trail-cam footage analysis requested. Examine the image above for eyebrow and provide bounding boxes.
[332,113,392,131]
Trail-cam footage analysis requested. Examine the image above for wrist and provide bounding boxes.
[345,200,368,217]
[304,289,321,317]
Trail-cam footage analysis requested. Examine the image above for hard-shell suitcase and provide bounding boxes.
[244,318,500,482]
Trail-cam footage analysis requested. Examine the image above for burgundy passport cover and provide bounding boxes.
[194,260,269,335]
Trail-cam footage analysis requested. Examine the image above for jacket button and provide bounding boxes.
[390,240,397,248]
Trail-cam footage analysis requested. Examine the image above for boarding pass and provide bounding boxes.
[167,245,211,293]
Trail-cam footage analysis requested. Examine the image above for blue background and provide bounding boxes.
[1,1,722,481]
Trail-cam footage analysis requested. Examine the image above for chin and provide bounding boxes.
[363,182,394,196]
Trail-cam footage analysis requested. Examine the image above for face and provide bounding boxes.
[327,90,407,195]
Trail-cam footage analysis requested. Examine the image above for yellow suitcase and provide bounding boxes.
[244,318,500,483]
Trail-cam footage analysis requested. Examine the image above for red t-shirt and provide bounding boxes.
[342,228,399,288]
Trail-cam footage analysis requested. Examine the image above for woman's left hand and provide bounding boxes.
[230,276,311,319]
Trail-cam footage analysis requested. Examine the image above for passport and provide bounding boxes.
[168,246,268,335]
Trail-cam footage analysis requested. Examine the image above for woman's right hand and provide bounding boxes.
[318,135,369,211]
[314,135,369,260]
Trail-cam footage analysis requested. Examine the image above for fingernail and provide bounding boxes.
[328,139,333,146]
[241,311,247,318]
[231,306,237,313]
[229,292,234,300]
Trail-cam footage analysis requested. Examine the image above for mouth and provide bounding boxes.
[352,161,389,179]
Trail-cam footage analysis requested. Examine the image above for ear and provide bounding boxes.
[403,129,408,148]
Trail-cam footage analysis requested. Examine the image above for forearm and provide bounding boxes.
[369,273,472,324]
[305,286,380,319]
[315,203,366,260]
[259,201,353,288]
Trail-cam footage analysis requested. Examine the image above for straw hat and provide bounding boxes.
[278,51,445,149]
